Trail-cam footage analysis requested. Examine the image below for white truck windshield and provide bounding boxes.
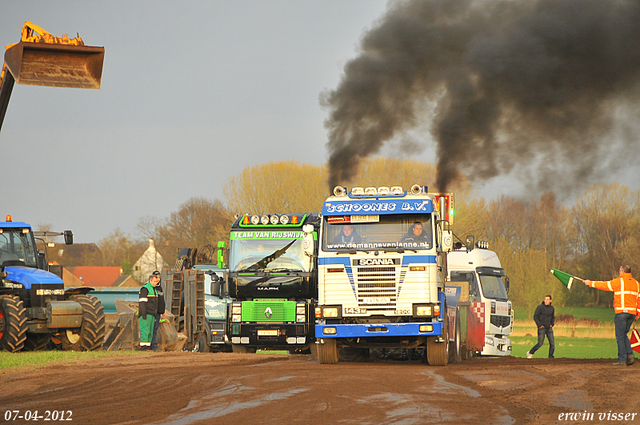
[478,274,509,301]
[322,214,432,251]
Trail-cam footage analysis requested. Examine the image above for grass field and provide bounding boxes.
[0,350,141,370]
[503,306,624,359]
[513,305,615,324]
[510,336,620,359]
[512,305,621,338]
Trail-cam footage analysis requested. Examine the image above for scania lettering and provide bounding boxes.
[315,185,455,365]
[227,213,319,353]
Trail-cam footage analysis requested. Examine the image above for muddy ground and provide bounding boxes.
[1,353,639,425]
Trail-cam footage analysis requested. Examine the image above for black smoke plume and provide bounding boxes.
[323,0,640,193]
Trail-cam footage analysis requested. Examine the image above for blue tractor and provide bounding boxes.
[0,216,106,352]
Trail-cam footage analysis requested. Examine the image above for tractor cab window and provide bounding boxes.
[0,228,38,267]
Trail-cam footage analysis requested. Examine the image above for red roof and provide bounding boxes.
[66,266,123,287]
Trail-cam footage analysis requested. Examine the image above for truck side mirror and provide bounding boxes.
[442,230,453,252]
[504,276,510,294]
[63,230,73,245]
[302,224,315,257]
[465,235,475,252]
[211,277,222,297]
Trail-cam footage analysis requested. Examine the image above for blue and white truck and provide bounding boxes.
[314,185,457,365]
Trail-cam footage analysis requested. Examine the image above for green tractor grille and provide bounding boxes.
[241,299,296,322]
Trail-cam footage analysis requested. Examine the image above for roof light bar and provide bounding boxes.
[351,187,364,196]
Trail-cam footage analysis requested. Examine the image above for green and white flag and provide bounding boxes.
[550,268,583,290]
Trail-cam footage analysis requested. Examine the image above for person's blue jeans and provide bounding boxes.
[530,326,555,358]
[614,312,635,363]
[151,314,161,351]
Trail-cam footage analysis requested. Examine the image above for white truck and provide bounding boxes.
[446,242,512,356]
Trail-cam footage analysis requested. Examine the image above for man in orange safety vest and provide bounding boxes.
[584,265,640,366]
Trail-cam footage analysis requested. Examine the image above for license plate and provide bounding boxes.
[344,307,367,314]
[362,297,390,304]
[257,329,278,336]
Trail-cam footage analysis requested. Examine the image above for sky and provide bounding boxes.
[2,1,393,242]
[3,1,640,243]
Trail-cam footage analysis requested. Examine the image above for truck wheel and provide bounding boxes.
[426,316,449,366]
[448,314,462,364]
[195,332,210,353]
[317,338,339,364]
[0,295,27,352]
[23,333,51,351]
[60,295,106,351]
[232,345,256,353]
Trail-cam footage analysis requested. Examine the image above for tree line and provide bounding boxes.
[50,158,640,312]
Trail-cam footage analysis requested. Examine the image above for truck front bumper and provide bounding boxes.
[481,336,512,356]
[315,321,443,339]
[230,323,313,349]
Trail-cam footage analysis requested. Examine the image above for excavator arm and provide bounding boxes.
[0,21,104,132]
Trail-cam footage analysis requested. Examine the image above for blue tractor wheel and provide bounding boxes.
[0,295,28,352]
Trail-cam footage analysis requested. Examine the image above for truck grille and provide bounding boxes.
[490,315,511,328]
[241,300,296,322]
[355,266,397,311]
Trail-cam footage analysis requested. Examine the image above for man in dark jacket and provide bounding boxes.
[150,271,166,351]
[139,271,164,349]
[527,295,555,359]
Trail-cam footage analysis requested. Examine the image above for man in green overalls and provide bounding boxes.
[139,271,162,349]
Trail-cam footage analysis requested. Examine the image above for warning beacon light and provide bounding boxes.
[434,193,455,224]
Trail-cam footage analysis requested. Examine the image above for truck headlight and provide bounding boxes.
[485,337,495,346]
[296,306,306,315]
[323,307,338,318]
[415,306,432,316]
[419,325,433,332]
[323,327,337,335]
[296,315,306,323]
[232,304,242,315]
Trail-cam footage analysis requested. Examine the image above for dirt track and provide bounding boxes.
[1,353,639,425]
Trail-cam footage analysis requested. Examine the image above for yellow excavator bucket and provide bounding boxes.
[4,41,104,89]
[0,22,104,132]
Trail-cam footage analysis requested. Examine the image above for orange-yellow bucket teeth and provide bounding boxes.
[4,41,104,89]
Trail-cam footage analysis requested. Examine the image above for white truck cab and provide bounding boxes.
[447,245,512,356]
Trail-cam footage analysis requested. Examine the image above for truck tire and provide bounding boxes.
[232,345,257,353]
[0,295,27,352]
[316,338,339,364]
[426,316,449,366]
[448,313,462,364]
[23,333,51,351]
[195,332,210,353]
[60,295,106,351]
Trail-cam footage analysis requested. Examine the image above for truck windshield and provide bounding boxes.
[230,232,311,272]
[322,214,432,251]
[0,228,37,267]
[205,297,228,320]
[478,274,509,301]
